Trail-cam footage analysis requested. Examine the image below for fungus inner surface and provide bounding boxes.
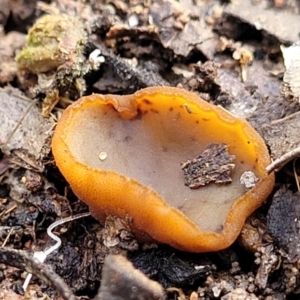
[66,93,261,233]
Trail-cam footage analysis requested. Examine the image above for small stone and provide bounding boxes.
[240,171,259,190]
[99,152,108,161]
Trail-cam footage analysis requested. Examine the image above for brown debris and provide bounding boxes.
[166,287,186,300]
[9,0,37,26]
[221,288,258,300]
[223,0,300,43]
[96,255,166,300]
[92,40,170,93]
[0,87,55,169]
[282,260,300,294]
[267,188,300,262]
[0,31,26,84]
[281,44,300,101]
[181,143,235,189]
[10,149,44,173]
[22,170,44,193]
[254,244,280,290]
[102,215,139,251]
[0,157,10,176]
[0,0,10,26]
[239,215,268,253]
[0,247,77,300]
[106,24,158,40]
[262,111,300,162]
[149,0,215,58]
[180,61,220,97]
[232,46,253,82]
[214,59,283,122]
[128,247,210,288]
[216,36,254,83]
[199,272,258,299]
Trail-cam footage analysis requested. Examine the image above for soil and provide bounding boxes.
[1,0,300,299]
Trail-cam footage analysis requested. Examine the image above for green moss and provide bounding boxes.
[16,14,87,74]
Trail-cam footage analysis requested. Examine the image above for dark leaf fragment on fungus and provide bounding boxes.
[181,143,235,189]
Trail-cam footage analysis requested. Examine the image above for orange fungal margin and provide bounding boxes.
[52,86,274,252]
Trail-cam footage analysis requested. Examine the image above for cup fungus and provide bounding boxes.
[52,86,274,252]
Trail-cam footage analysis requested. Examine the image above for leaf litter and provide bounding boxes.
[2,0,300,299]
